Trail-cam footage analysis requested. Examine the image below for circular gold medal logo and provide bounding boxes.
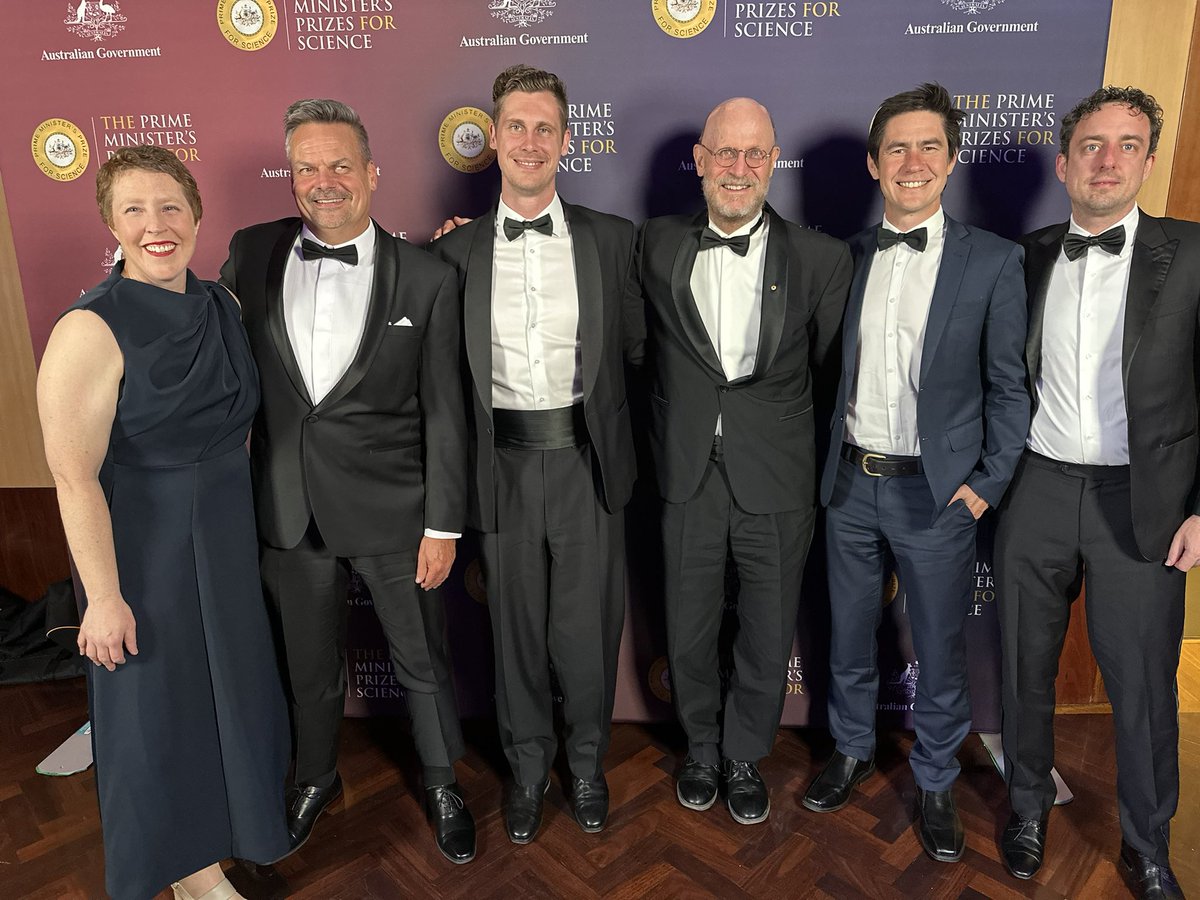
[217,0,278,51]
[31,119,90,182]
[652,0,718,38]
[648,656,673,703]
[438,107,496,174]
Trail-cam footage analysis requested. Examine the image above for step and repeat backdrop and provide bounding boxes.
[2,0,1112,729]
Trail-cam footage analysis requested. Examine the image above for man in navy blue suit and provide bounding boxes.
[801,83,1029,863]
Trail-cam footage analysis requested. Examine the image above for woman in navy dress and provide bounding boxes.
[37,146,290,900]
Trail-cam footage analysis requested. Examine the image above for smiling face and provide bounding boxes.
[490,89,570,216]
[107,169,198,293]
[288,122,378,245]
[867,110,956,231]
[1057,102,1155,232]
[694,98,780,234]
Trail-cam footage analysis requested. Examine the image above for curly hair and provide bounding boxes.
[1059,86,1163,157]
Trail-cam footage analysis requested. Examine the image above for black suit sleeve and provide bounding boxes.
[622,224,646,369]
[808,241,853,417]
[419,267,468,534]
[219,231,240,295]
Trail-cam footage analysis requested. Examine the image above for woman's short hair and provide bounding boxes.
[95,146,202,227]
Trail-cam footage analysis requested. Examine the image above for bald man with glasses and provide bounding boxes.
[638,97,852,824]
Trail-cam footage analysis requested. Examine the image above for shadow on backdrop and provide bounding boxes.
[640,130,706,222]
[797,132,879,240]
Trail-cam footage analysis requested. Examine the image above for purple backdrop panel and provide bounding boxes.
[2,1,1112,729]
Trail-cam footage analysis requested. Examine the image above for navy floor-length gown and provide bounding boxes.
[72,265,290,900]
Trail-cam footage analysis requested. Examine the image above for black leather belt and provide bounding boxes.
[841,443,924,477]
[493,404,588,450]
[1022,449,1129,481]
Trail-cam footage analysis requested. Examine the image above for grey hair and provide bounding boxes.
[283,98,372,162]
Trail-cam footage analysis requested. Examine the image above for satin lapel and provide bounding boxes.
[316,221,393,412]
[747,205,789,381]
[565,203,603,400]
[1123,214,1175,385]
[265,220,311,405]
[670,212,724,376]
[464,211,497,421]
[1023,225,1064,393]
[919,216,969,384]
[841,229,876,382]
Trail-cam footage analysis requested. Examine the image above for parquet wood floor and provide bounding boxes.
[2,677,1196,899]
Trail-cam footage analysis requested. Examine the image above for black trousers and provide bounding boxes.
[996,452,1185,865]
[824,456,978,791]
[260,519,464,786]
[482,444,625,786]
[663,442,815,766]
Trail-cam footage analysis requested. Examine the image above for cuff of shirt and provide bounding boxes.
[423,528,461,540]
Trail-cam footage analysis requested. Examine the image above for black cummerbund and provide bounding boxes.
[493,404,589,450]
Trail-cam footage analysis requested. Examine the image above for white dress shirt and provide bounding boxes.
[491,194,581,410]
[846,208,946,456]
[283,222,376,406]
[691,213,769,435]
[1028,206,1139,465]
[283,222,457,539]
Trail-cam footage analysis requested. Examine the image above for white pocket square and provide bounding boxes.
[389,317,413,327]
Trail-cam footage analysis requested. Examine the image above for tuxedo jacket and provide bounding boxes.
[427,201,644,533]
[640,204,852,515]
[1021,211,1200,560]
[220,217,467,557]
[821,214,1029,515]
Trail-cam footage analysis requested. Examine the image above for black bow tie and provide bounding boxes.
[301,238,358,265]
[1062,225,1125,262]
[876,226,928,252]
[698,214,764,257]
[503,214,553,241]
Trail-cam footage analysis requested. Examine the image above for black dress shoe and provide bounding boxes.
[915,787,964,863]
[1119,840,1185,899]
[570,775,609,833]
[505,779,549,844]
[287,772,342,851]
[676,756,720,811]
[426,783,476,864]
[801,751,876,813]
[724,760,769,824]
[1001,812,1048,880]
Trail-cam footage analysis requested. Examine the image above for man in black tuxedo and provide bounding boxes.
[801,84,1028,865]
[429,65,642,844]
[220,99,476,864]
[639,98,852,824]
[997,86,1197,898]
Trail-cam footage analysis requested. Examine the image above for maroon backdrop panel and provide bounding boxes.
[2,1,1111,732]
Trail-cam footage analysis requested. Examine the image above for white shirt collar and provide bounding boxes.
[496,193,566,238]
[706,207,767,238]
[882,206,945,239]
[298,220,376,260]
[1067,205,1139,257]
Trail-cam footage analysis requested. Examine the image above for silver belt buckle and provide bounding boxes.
[860,452,885,476]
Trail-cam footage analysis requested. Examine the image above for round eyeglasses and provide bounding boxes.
[697,142,775,168]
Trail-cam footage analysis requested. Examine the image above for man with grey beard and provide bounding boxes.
[638,97,852,824]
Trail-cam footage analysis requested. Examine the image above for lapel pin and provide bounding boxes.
[770,284,778,292]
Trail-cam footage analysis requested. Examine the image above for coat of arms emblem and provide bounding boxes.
[488,0,556,29]
[65,0,127,42]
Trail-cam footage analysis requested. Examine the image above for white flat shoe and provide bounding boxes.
[171,876,244,900]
